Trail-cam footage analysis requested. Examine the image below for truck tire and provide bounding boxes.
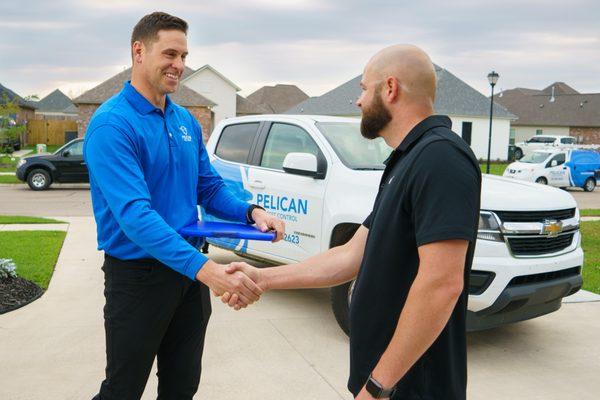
[27,169,52,190]
[535,177,547,185]
[328,223,360,337]
[584,178,596,192]
[331,280,354,336]
[514,148,523,160]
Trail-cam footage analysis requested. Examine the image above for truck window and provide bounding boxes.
[546,153,565,168]
[215,123,260,164]
[65,140,83,156]
[260,123,320,170]
[561,137,576,144]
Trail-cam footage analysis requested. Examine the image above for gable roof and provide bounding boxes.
[495,85,600,127]
[182,64,241,91]
[0,83,37,110]
[236,94,272,115]
[285,65,515,119]
[247,84,309,114]
[36,89,76,113]
[73,67,215,107]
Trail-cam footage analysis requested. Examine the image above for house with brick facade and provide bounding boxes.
[73,67,216,141]
[495,82,600,144]
[0,83,37,124]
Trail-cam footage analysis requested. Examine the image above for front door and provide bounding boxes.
[545,153,570,187]
[54,140,88,182]
[247,122,327,262]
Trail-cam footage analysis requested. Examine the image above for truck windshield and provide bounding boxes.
[316,122,392,170]
[521,152,552,163]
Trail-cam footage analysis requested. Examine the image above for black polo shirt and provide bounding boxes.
[348,115,481,399]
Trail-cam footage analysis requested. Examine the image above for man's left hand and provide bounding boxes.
[251,208,285,242]
[355,387,378,399]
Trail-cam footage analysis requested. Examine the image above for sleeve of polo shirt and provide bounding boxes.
[190,114,250,224]
[408,140,480,246]
[362,212,373,229]
[85,123,208,280]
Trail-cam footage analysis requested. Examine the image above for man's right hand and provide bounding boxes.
[220,262,268,310]
[195,260,263,307]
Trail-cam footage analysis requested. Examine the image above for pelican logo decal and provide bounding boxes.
[180,125,192,142]
[541,220,563,237]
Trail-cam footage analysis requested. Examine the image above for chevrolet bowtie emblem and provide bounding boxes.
[541,220,563,237]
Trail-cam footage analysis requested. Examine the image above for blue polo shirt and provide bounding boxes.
[83,82,250,280]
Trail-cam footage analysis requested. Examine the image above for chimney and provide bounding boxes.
[550,85,555,102]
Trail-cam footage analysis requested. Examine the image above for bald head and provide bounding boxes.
[365,44,437,106]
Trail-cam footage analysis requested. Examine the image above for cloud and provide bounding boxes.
[1,0,599,98]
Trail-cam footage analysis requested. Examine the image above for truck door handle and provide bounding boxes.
[249,180,265,189]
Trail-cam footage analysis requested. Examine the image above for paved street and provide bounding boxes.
[1,183,600,399]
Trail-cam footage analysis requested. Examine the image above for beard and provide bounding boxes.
[360,92,392,139]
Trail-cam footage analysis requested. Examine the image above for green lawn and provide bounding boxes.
[581,209,600,217]
[479,162,508,176]
[0,155,18,172]
[0,215,65,224]
[581,221,600,294]
[0,230,66,289]
[0,175,21,184]
[22,144,60,154]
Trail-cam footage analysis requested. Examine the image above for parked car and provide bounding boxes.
[504,149,600,191]
[16,138,88,190]
[513,135,600,160]
[203,115,584,334]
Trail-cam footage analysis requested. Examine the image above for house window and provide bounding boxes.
[509,128,516,145]
[536,129,543,135]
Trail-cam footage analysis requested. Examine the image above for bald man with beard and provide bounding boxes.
[222,45,481,400]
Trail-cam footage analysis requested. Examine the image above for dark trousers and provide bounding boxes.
[92,255,212,400]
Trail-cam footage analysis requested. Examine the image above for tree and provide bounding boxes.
[0,94,26,153]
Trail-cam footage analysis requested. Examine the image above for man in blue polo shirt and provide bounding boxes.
[84,12,284,400]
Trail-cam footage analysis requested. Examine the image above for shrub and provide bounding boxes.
[0,258,17,280]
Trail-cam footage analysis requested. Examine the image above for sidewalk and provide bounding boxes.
[0,217,352,400]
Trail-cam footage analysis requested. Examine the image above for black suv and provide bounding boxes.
[16,138,88,190]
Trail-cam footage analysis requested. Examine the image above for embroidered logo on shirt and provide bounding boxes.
[180,126,192,142]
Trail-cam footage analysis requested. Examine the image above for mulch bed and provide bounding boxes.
[0,277,43,314]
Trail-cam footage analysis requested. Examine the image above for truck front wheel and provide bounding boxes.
[514,148,523,160]
[331,279,355,336]
[535,177,548,185]
[27,169,52,190]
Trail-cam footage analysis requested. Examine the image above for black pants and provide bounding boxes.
[92,255,212,400]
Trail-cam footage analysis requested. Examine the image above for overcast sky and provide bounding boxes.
[2,0,599,101]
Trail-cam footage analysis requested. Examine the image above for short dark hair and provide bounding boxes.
[131,12,188,47]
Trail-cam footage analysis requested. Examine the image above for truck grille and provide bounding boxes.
[507,233,575,256]
[494,208,576,223]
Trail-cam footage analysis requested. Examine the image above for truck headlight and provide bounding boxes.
[16,158,26,168]
[477,211,503,242]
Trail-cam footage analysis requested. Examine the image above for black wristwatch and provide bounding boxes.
[365,373,396,399]
[246,204,265,224]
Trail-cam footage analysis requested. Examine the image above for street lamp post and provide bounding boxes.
[486,70,499,174]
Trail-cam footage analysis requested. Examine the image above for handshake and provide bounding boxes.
[195,260,270,310]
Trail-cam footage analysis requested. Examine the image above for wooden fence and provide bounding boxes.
[26,120,78,145]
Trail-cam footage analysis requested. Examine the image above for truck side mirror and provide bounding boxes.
[63,150,71,157]
[283,152,319,178]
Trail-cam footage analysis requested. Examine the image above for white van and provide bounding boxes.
[504,149,600,192]
[204,115,584,334]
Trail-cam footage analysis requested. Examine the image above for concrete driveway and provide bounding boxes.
[0,216,599,399]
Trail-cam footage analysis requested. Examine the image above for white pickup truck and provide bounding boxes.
[203,115,583,333]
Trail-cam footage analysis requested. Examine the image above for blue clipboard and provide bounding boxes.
[180,221,276,241]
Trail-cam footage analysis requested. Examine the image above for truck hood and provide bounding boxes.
[482,174,576,211]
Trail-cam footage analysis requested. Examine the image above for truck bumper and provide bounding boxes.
[16,166,26,181]
[467,268,582,331]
